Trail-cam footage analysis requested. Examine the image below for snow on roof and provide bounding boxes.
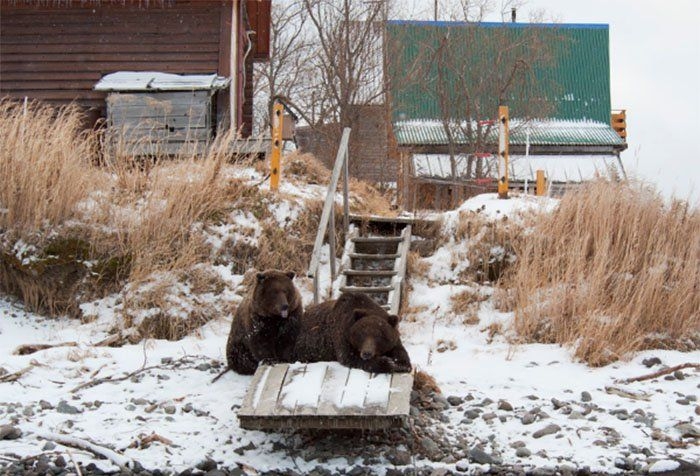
[94,71,230,92]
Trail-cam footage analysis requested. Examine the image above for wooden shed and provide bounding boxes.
[0,0,271,136]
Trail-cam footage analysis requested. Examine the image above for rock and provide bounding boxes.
[695,405,700,416]
[497,400,513,411]
[163,405,176,415]
[481,412,497,422]
[161,357,173,364]
[642,357,661,368]
[22,406,34,417]
[196,363,211,371]
[125,404,136,411]
[234,441,256,456]
[42,441,56,451]
[510,440,526,449]
[196,458,217,471]
[687,394,697,401]
[132,398,149,406]
[420,437,442,460]
[387,449,411,466]
[0,425,22,440]
[183,403,193,413]
[551,398,565,409]
[54,455,67,468]
[613,457,633,470]
[676,398,690,405]
[468,447,501,465]
[56,400,80,414]
[39,400,53,410]
[455,460,470,472]
[479,397,494,406]
[447,395,463,406]
[568,411,584,420]
[515,447,531,458]
[204,471,227,476]
[581,391,592,402]
[674,423,700,438]
[532,423,561,438]
[673,370,685,380]
[521,412,536,425]
[463,409,480,420]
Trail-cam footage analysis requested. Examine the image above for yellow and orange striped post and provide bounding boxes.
[269,101,284,191]
[497,105,510,199]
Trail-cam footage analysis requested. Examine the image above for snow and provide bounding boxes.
[648,459,681,472]
[94,72,230,92]
[1,191,698,474]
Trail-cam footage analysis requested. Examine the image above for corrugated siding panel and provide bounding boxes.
[0,2,224,124]
[387,21,611,124]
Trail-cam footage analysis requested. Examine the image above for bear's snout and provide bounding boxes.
[359,340,377,360]
[280,303,289,318]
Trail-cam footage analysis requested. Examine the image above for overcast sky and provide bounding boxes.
[406,0,700,204]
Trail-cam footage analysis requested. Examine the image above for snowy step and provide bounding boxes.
[342,269,397,277]
[339,285,393,294]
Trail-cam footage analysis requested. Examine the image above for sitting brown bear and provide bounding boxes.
[225,269,302,375]
[293,292,411,373]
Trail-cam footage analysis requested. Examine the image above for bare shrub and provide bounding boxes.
[506,181,700,365]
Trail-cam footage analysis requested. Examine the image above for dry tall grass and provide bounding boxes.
[506,181,700,365]
[0,100,104,234]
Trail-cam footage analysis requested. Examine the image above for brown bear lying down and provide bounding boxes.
[293,292,412,374]
[226,270,302,375]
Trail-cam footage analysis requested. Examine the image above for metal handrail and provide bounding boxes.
[307,127,351,304]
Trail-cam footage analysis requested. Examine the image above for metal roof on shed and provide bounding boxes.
[394,119,624,147]
[95,72,230,92]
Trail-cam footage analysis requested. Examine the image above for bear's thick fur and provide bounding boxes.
[293,292,411,373]
[226,269,302,375]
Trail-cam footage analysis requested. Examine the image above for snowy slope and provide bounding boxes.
[0,194,698,475]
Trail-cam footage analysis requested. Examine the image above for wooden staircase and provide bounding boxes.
[333,220,412,315]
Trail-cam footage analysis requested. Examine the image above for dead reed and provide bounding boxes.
[505,181,700,365]
[0,100,103,234]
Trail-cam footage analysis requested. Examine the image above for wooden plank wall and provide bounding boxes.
[0,1,228,127]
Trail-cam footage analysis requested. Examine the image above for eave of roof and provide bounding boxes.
[393,119,625,149]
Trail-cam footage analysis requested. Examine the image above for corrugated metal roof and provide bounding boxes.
[393,119,624,147]
[387,21,611,125]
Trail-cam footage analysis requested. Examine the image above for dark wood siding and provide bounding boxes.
[245,0,271,60]
[0,1,237,129]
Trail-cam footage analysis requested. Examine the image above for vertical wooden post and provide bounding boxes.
[497,105,509,199]
[329,204,337,282]
[536,169,546,196]
[270,101,284,191]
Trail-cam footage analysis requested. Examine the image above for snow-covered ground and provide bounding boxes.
[1,194,698,475]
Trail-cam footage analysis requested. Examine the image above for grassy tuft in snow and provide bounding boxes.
[505,180,700,365]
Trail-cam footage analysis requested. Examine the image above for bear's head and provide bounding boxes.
[252,269,299,319]
[347,309,401,360]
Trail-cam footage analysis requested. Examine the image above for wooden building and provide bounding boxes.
[0,0,271,136]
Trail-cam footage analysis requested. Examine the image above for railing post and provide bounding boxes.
[343,145,350,237]
[307,128,352,301]
[329,204,337,282]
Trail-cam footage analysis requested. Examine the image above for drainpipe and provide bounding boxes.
[230,0,238,129]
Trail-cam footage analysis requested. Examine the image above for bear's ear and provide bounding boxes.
[286,271,295,280]
[352,309,368,321]
[256,273,266,283]
[387,314,400,327]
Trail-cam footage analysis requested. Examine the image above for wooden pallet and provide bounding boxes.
[238,362,413,431]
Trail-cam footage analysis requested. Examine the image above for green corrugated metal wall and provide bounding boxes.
[387,21,611,124]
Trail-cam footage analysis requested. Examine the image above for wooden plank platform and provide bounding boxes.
[238,362,413,431]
